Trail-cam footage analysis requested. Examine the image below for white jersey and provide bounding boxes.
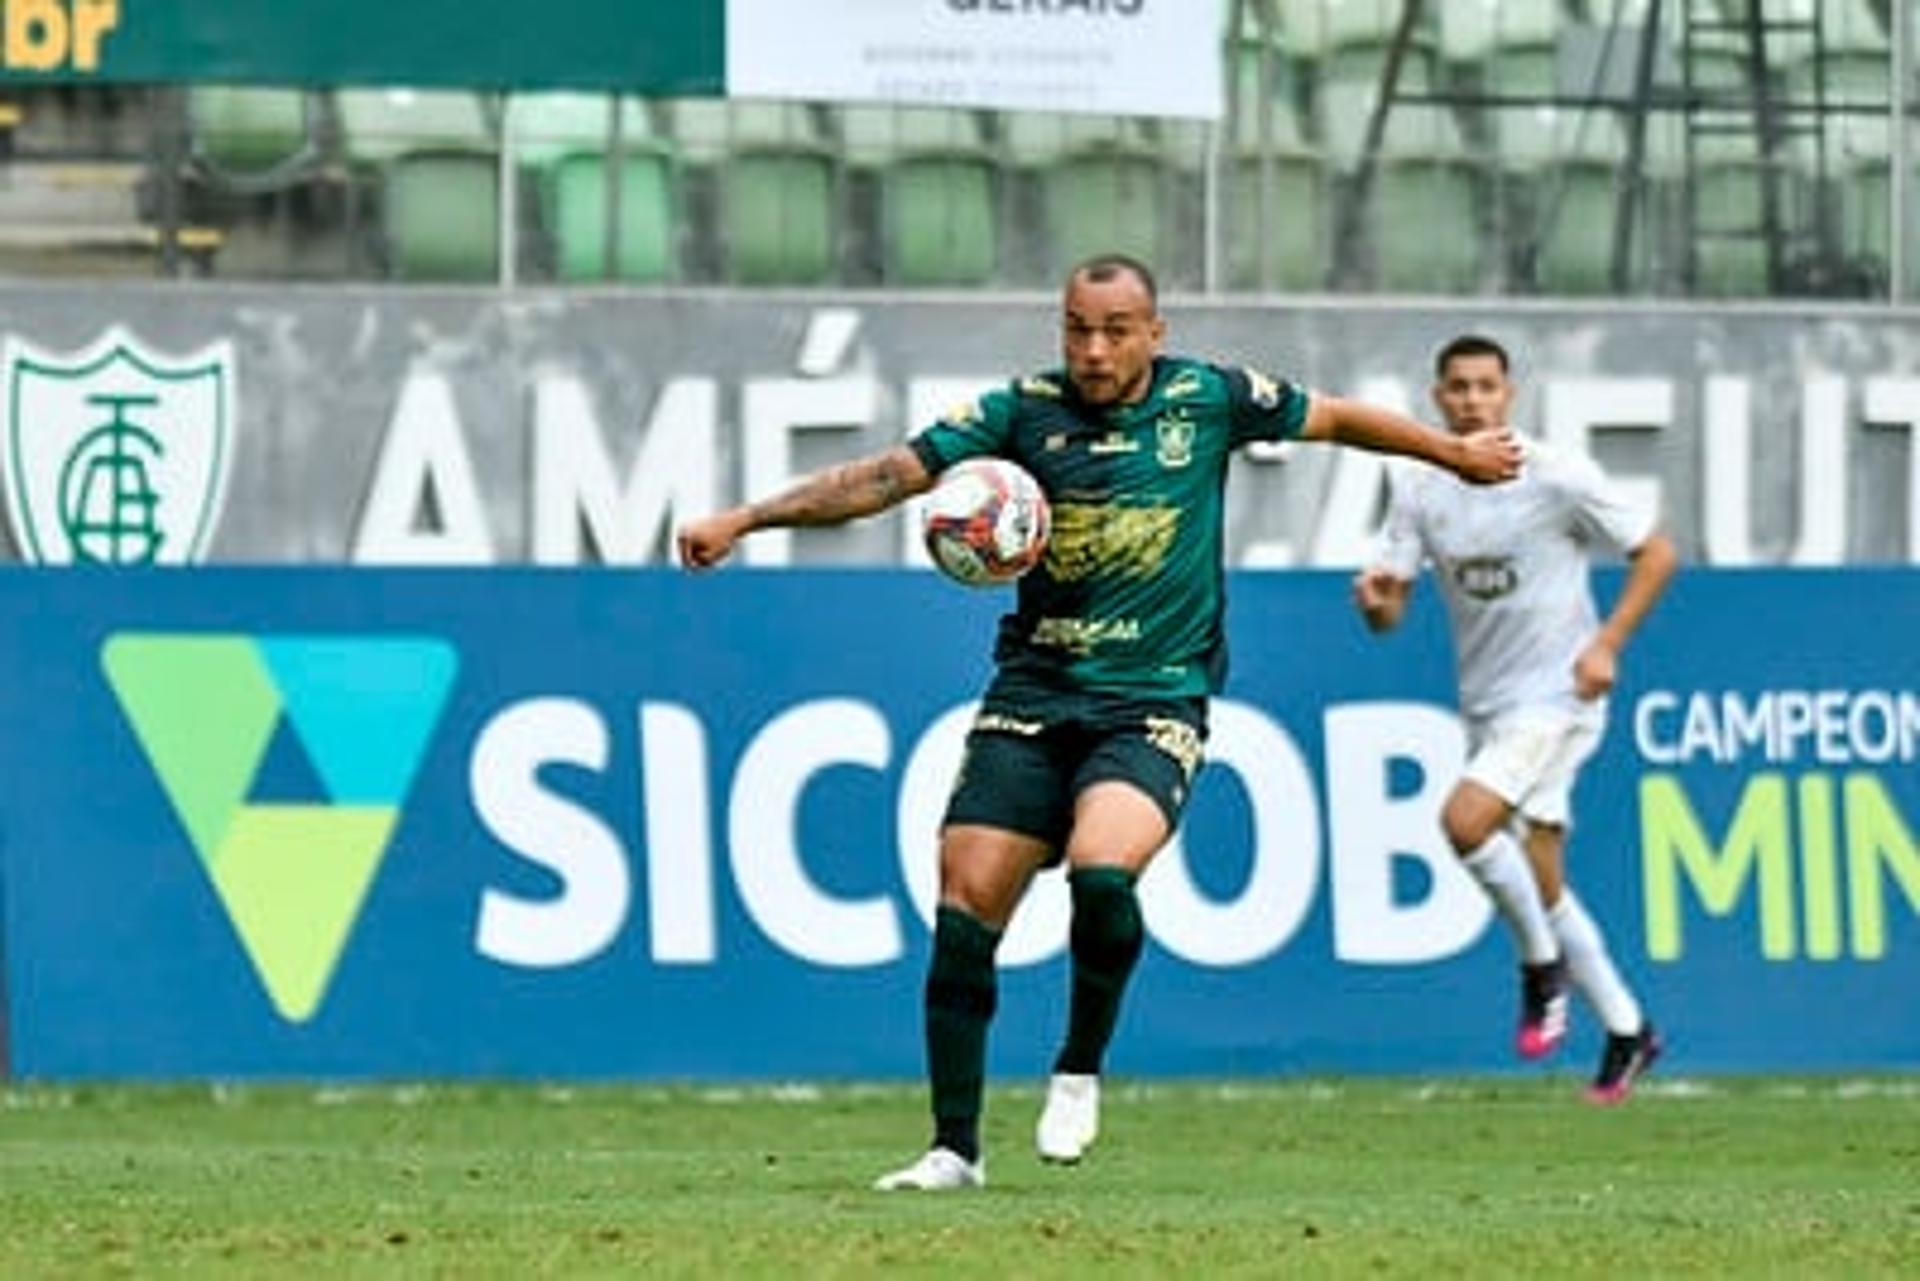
[1372,435,1658,721]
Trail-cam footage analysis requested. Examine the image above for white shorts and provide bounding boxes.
[1464,704,1605,829]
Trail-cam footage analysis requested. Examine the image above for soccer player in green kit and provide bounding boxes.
[678,255,1522,1190]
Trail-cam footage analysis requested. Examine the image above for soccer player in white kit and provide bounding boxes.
[1353,335,1678,1103]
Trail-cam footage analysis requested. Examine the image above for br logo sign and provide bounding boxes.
[2,325,237,564]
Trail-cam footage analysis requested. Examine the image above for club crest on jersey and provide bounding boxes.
[1155,412,1195,468]
[1453,556,1518,601]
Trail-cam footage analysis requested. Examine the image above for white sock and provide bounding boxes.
[1462,833,1560,965]
[1551,888,1643,1035]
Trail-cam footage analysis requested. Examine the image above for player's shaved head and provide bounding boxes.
[1069,254,1158,312]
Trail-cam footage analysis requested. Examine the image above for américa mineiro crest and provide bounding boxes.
[2,325,237,565]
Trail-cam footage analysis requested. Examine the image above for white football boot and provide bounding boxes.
[871,1146,985,1192]
[1035,1072,1100,1164]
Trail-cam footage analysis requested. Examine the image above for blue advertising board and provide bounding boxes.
[0,568,1914,1079]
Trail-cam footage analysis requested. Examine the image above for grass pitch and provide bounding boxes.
[2,1077,1916,1278]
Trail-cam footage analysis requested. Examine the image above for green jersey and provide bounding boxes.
[908,355,1310,697]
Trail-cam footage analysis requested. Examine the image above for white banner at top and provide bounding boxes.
[726,0,1223,120]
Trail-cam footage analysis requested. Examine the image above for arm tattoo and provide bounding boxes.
[747,451,918,529]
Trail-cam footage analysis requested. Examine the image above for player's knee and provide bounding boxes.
[1441,794,1500,855]
[1440,806,1478,855]
[938,877,1010,928]
[938,829,1046,926]
[938,852,1028,925]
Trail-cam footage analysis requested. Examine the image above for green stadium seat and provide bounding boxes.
[882,154,996,285]
[1503,114,1631,295]
[509,94,673,283]
[1691,144,1773,296]
[1836,155,1917,295]
[1375,158,1483,293]
[546,148,676,283]
[1221,27,1325,292]
[384,149,499,281]
[724,149,835,284]
[1533,159,1625,294]
[1372,150,1484,293]
[657,101,834,285]
[830,105,997,284]
[1225,148,1327,291]
[189,86,309,175]
[334,90,499,282]
[1041,147,1162,278]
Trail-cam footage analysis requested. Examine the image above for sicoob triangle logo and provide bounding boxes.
[101,634,458,1023]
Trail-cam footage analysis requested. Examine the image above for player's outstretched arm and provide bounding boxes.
[1300,395,1521,485]
[1574,530,1679,699]
[677,444,934,570]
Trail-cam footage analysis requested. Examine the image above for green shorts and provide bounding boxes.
[942,676,1209,861]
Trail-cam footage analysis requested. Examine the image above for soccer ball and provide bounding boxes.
[921,457,1050,587]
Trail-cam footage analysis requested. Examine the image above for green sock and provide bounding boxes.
[925,906,1001,1163]
[1055,866,1144,1075]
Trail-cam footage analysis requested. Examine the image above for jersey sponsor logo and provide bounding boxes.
[1048,501,1179,579]
[1031,614,1143,655]
[1155,411,1195,468]
[1162,371,1203,400]
[1453,555,1518,601]
[3,325,237,565]
[1088,430,1140,455]
[1019,375,1063,399]
[1045,433,1068,452]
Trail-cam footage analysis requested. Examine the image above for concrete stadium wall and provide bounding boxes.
[0,285,1916,569]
